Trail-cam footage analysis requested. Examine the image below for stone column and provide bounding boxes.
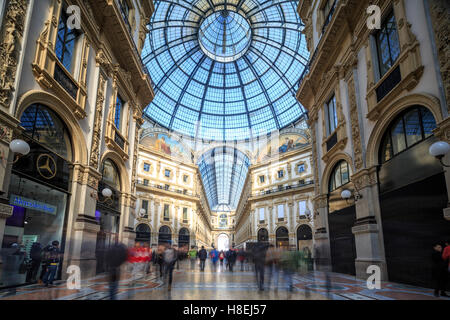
[268,205,274,244]
[64,165,101,280]
[313,194,331,271]
[288,202,295,247]
[351,167,388,280]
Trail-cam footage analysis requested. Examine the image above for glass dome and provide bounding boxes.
[199,10,251,62]
[142,0,309,141]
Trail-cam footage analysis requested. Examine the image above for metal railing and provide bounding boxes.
[252,180,314,197]
[136,180,197,197]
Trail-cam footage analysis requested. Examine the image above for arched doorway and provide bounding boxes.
[2,104,73,287]
[178,228,190,250]
[297,225,312,251]
[158,226,172,244]
[327,160,356,276]
[275,227,289,249]
[257,228,269,243]
[217,234,229,251]
[377,106,449,288]
[136,224,151,244]
[95,159,122,274]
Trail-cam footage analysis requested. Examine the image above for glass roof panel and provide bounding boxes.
[143,0,308,141]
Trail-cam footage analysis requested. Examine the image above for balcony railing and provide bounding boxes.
[54,63,78,99]
[136,180,196,197]
[252,180,314,197]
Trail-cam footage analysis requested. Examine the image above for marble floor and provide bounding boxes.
[0,261,448,301]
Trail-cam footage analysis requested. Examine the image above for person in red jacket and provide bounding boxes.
[443,240,450,268]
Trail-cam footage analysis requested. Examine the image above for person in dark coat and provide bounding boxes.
[432,243,449,297]
[105,243,128,300]
[26,242,42,283]
[227,247,237,272]
[252,242,268,290]
[198,246,207,271]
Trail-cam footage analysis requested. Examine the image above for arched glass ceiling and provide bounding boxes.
[198,147,250,211]
[142,0,309,141]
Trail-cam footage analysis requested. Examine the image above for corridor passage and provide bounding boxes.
[0,261,447,301]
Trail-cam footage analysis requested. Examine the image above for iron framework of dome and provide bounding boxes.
[142,0,309,141]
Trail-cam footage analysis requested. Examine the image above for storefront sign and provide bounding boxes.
[10,195,57,215]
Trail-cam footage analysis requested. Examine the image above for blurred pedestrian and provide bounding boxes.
[433,243,449,297]
[237,249,246,271]
[156,244,165,278]
[266,244,281,290]
[253,242,268,290]
[42,241,62,287]
[188,246,198,270]
[26,242,42,283]
[219,251,225,268]
[210,247,219,271]
[227,247,237,272]
[198,246,207,271]
[105,243,128,300]
[163,243,178,291]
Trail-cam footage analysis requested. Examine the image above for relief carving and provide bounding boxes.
[0,0,29,108]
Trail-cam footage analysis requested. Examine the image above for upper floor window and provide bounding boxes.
[165,169,171,177]
[183,207,188,222]
[114,95,124,130]
[143,163,150,172]
[141,200,148,213]
[322,0,337,34]
[143,179,149,186]
[55,5,81,73]
[119,0,131,30]
[329,160,350,192]
[375,10,400,78]
[259,208,265,223]
[183,175,189,183]
[259,175,265,183]
[299,201,307,216]
[326,95,338,136]
[163,204,170,220]
[298,164,305,174]
[380,106,437,163]
[277,170,284,179]
[277,204,284,221]
[164,184,170,190]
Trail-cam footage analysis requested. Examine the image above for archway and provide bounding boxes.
[275,227,289,249]
[3,103,74,287]
[158,225,172,244]
[297,225,312,251]
[95,159,122,274]
[257,228,269,243]
[178,228,190,249]
[217,234,229,251]
[376,105,449,288]
[136,224,151,244]
[327,159,356,276]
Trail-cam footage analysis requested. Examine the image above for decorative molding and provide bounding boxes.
[347,74,364,171]
[0,0,29,109]
[89,74,106,169]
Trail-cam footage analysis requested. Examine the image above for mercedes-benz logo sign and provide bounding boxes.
[36,154,57,179]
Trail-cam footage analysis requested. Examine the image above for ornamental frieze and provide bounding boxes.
[89,74,106,169]
[0,0,29,109]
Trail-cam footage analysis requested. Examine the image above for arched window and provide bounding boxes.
[297,225,312,241]
[329,161,350,192]
[20,104,72,160]
[380,106,437,163]
[101,159,121,191]
[257,228,268,242]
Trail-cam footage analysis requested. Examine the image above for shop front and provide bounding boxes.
[0,104,72,287]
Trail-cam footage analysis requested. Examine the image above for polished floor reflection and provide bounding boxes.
[0,261,448,300]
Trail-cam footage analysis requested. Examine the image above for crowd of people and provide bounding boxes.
[2,238,448,299]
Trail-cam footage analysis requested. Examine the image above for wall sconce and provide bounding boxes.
[429,141,450,167]
[0,139,31,165]
[305,208,312,220]
[138,208,146,218]
[91,187,113,203]
[341,189,363,202]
